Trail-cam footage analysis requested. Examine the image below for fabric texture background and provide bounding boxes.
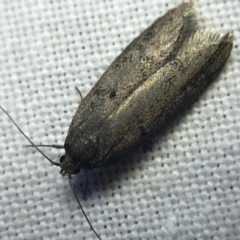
[0,1,239,239]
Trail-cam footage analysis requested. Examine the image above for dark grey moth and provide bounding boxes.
[1,2,233,240]
[61,2,233,175]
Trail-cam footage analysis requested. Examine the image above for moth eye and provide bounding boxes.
[60,155,65,163]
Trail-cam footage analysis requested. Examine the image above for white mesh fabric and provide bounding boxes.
[0,1,239,239]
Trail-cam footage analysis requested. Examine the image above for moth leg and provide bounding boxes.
[83,169,88,200]
[25,144,64,149]
[75,86,84,101]
[142,144,152,152]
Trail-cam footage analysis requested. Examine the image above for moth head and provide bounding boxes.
[60,134,99,175]
[59,154,81,176]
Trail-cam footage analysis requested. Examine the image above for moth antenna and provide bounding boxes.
[75,86,84,100]
[0,106,60,167]
[25,144,64,149]
[68,175,101,240]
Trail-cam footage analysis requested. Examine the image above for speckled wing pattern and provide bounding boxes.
[61,2,232,174]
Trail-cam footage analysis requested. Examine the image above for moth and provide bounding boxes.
[61,2,233,174]
[1,2,233,240]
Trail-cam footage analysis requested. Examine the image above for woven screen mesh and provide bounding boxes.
[0,1,239,239]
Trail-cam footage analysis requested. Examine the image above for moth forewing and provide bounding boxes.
[100,31,233,162]
[63,2,199,172]
[67,2,197,132]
